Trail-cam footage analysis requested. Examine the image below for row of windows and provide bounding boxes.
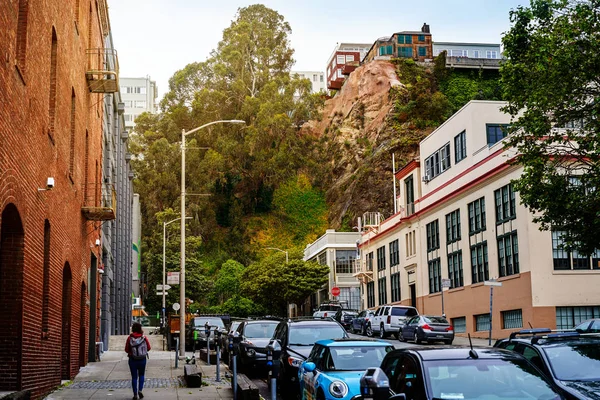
[378,277,387,305]
[378,45,428,58]
[424,142,450,180]
[397,34,427,44]
[124,100,147,108]
[434,49,499,59]
[122,86,147,94]
[552,231,600,271]
[367,281,375,308]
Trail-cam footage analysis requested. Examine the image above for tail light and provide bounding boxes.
[387,316,391,324]
[324,312,328,317]
[446,326,454,331]
[422,324,432,330]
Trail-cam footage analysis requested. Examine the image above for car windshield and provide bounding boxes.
[391,308,415,316]
[423,316,449,324]
[289,325,346,345]
[543,342,600,381]
[328,346,393,371]
[229,322,241,332]
[244,322,278,338]
[422,358,560,400]
[193,317,224,328]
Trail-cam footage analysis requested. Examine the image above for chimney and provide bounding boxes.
[421,23,430,33]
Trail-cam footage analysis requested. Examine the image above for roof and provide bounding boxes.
[433,42,500,47]
[389,346,521,361]
[288,319,342,326]
[394,31,432,36]
[498,334,600,347]
[315,338,389,347]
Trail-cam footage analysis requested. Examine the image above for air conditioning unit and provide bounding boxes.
[422,173,431,183]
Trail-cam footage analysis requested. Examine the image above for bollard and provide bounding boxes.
[215,327,222,382]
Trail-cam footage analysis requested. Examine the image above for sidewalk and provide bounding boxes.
[45,350,234,400]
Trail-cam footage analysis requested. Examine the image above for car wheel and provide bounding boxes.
[366,324,373,337]
[317,389,326,400]
[414,332,421,344]
[361,324,367,336]
[379,324,386,339]
[398,329,406,342]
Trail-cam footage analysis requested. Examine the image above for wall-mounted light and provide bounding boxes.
[38,177,55,192]
[95,239,101,247]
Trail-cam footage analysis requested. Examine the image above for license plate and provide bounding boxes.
[437,335,445,338]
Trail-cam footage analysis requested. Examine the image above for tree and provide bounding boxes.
[501,0,600,254]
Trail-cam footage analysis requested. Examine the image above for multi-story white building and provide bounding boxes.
[355,100,600,338]
[304,230,362,312]
[291,70,326,94]
[120,76,158,129]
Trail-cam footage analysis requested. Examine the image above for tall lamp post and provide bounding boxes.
[162,216,191,329]
[180,119,245,356]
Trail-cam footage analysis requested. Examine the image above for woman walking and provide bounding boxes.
[125,322,151,400]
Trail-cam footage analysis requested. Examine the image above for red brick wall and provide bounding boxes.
[0,1,105,398]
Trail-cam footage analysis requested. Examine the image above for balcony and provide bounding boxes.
[81,183,116,221]
[327,79,343,91]
[353,262,374,283]
[445,55,501,70]
[85,48,119,93]
[342,61,359,75]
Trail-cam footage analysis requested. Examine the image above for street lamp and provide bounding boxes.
[264,247,288,263]
[180,119,245,356]
[162,216,191,330]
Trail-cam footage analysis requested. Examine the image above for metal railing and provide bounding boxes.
[85,48,119,93]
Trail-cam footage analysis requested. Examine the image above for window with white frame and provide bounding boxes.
[406,230,416,257]
[345,55,354,62]
[448,250,464,288]
[337,55,345,64]
[335,250,357,274]
[486,50,498,59]
[472,50,481,58]
[471,241,489,284]
[428,258,441,293]
[337,69,343,79]
[124,100,132,108]
[450,49,468,57]
[424,142,451,180]
[312,74,317,82]
[134,100,146,108]
[389,239,399,267]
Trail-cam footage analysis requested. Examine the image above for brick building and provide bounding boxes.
[325,42,371,91]
[363,23,433,64]
[0,1,119,397]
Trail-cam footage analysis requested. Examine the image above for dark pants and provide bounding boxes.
[128,357,147,394]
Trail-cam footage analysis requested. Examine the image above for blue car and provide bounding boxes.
[298,338,393,400]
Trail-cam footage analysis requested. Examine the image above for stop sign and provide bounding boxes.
[331,286,340,296]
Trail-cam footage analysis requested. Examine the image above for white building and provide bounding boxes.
[355,100,600,338]
[120,76,158,129]
[291,70,326,94]
[304,229,362,312]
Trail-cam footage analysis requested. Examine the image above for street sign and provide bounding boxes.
[156,284,171,291]
[331,286,340,296]
[156,292,167,296]
[484,280,503,287]
[442,279,451,289]
[172,302,180,311]
[167,272,180,285]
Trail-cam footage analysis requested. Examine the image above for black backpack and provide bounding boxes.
[129,335,148,360]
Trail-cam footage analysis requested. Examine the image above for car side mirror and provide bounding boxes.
[303,361,316,372]
[390,394,407,400]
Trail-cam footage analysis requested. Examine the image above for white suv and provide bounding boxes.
[371,305,419,339]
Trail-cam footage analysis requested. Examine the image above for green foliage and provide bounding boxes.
[439,69,503,114]
[501,0,600,255]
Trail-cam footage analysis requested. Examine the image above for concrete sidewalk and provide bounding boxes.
[44,350,234,400]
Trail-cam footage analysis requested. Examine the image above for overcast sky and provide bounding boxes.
[107,0,528,102]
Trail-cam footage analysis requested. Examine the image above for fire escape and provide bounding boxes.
[81,183,116,221]
[353,212,383,284]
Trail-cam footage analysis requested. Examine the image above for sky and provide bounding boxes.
[107,0,528,102]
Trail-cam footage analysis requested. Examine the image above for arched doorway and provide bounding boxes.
[0,204,24,390]
[79,281,87,367]
[62,263,73,379]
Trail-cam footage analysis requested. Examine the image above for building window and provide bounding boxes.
[320,74,324,82]
[406,230,416,257]
[552,230,600,270]
[397,35,412,44]
[418,47,427,57]
[417,35,425,42]
[398,47,413,58]
[486,50,498,59]
[454,130,467,163]
[475,314,491,331]
[124,100,132,108]
[367,282,375,308]
[379,45,393,56]
[69,89,76,177]
[556,306,600,330]
[390,273,401,302]
[345,55,354,62]
[468,197,486,234]
[487,124,509,145]
[337,55,345,64]
[498,231,519,277]
[312,74,317,82]
[389,239,399,267]
[317,252,327,265]
[428,258,441,294]
[42,220,51,335]
[124,114,133,122]
[446,209,461,244]
[48,28,58,137]
[337,68,343,79]
[471,241,489,284]
[135,100,146,108]
[452,317,466,333]
[494,183,516,223]
[405,175,414,216]
[472,50,481,58]
[378,277,387,305]
[426,220,440,252]
[448,250,464,288]
[424,142,451,181]
[366,251,374,271]
[16,0,29,71]
[502,309,523,329]
[335,250,356,274]
[377,246,386,270]
[451,49,468,57]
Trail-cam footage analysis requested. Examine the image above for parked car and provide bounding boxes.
[495,328,600,399]
[221,318,245,361]
[271,318,349,398]
[351,310,375,335]
[298,338,393,400]
[398,315,454,344]
[186,316,226,350]
[234,319,279,372]
[371,305,419,339]
[574,318,600,333]
[377,346,565,400]
[313,302,347,319]
[334,309,359,331]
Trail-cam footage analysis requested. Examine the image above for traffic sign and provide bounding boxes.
[172,302,180,311]
[156,292,167,296]
[156,284,171,291]
[484,280,503,287]
[442,279,451,289]
[167,272,180,285]
[331,286,340,296]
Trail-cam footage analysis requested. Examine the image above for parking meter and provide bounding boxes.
[360,367,390,400]
[266,340,282,400]
[205,322,211,365]
[230,332,241,400]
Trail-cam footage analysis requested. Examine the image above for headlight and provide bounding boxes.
[288,356,303,368]
[329,381,348,398]
[246,348,256,357]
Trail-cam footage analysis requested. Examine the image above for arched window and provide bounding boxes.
[16,0,29,71]
[42,220,51,336]
[48,28,58,138]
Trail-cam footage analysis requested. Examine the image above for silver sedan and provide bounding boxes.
[399,315,454,344]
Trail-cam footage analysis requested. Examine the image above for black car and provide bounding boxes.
[495,328,600,399]
[377,346,565,400]
[234,319,279,372]
[398,315,454,344]
[271,317,349,398]
[351,310,375,335]
[186,316,226,350]
[334,309,358,331]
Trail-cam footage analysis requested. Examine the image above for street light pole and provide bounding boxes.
[162,217,191,329]
[180,119,245,357]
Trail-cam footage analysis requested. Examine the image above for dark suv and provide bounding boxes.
[495,328,600,399]
[271,318,349,397]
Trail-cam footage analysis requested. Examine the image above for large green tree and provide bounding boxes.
[501,0,600,254]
